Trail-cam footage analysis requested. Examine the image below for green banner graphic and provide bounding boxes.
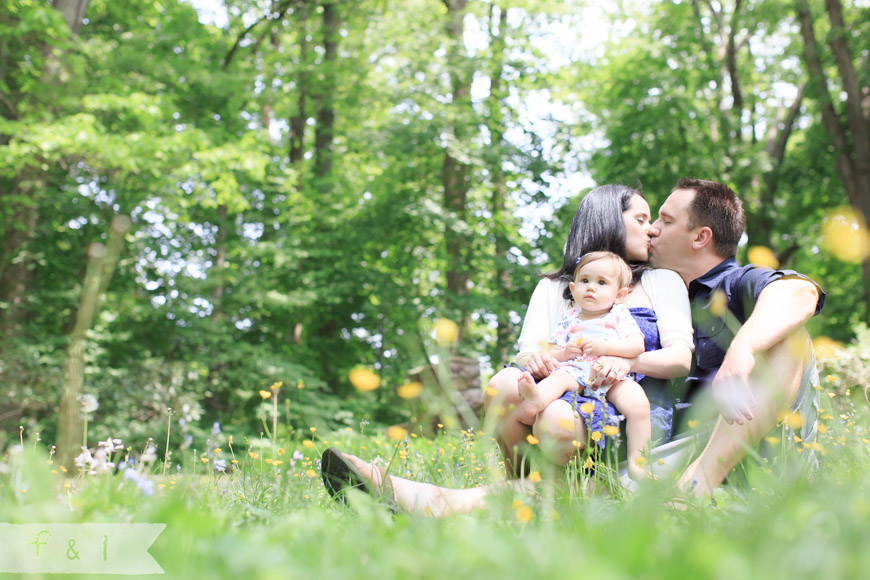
[0,523,165,575]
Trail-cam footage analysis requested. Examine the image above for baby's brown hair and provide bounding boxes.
[573,251,633,288]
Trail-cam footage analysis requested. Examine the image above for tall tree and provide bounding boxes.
[441,0,473,337]
[797,0,870,312]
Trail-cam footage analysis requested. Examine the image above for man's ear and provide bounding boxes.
[692,226,714,251]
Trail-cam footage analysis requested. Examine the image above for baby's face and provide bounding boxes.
[569,260,625,316]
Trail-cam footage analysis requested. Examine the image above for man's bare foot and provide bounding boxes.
[517,371,547,418]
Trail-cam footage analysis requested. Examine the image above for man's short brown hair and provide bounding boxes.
[675,178,745,258]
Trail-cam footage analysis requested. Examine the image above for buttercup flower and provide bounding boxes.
[349,367,381,391]
[397,382,423,399]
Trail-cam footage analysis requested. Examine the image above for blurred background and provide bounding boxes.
[1,0,867,450]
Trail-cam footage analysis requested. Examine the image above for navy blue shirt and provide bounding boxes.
[685,258,825,400]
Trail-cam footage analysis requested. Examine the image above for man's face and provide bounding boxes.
[648,188,696,271]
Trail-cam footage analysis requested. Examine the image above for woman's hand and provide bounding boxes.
[588,356,634,390]
[525,351,559,380]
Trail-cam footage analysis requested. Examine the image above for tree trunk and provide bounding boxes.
[313,0,338,181]
[289,5,309,168]
[1,0,90,344]
[487,3,513,361]
[53,0,89,35]
[0,180,37,342]
[442,0,472,334]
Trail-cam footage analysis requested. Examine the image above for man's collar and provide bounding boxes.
[690,257,738,291]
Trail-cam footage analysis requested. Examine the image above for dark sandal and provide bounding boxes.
[320,447,399,513]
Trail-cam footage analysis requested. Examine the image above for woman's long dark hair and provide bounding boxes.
[543,184,647,300]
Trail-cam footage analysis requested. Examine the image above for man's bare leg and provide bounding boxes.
[678,335,809,498]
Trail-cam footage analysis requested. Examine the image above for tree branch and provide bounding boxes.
[796,0,854,196]
[824,0,870,172]
[223,0,297,70]
[726,0,745,114]
[765,83,805,165]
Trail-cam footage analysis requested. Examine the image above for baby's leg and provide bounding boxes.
[517,370,578,419]
[606,380,653,482]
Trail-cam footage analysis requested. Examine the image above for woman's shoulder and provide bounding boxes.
[642,268,688,295]
[529,277,569,303]
[533,277,565,293]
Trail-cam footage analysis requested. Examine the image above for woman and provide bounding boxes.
[322,185,694,515]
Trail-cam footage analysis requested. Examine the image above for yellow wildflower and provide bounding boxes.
[397,382,423,399]
[579,402,595,414]
[709,289,728,317]
[603,425,619,437]
[590,431,602,442]
[778,411,803,430]
[259,390,272,399]
[747,246,779,270]
[349,367,381,391]
[432,318,459,345]
[821,205,870,263]
[515,506,533,523]
[387,425,407,440]
[528,471,542,483]
[526,434,539,445]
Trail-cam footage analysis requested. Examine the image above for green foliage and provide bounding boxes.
[2,366,870,579]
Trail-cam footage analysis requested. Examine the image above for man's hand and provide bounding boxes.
[588,356,633,389]
[712,342,757,424]
[525,350,559,380]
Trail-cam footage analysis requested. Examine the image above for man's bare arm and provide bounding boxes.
[714,278,820,423]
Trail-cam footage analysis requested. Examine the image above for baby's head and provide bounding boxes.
[570,251,633,309]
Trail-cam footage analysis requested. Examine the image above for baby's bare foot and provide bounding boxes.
[517,372,546,417]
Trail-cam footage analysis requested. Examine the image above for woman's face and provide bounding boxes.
[623,195,652,262]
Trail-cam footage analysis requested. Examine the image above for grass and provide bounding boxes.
[2,380,869,580]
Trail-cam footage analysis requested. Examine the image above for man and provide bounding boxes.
[648,178,825,499]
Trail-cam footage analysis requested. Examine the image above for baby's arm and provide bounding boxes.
[580,333,644,358]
